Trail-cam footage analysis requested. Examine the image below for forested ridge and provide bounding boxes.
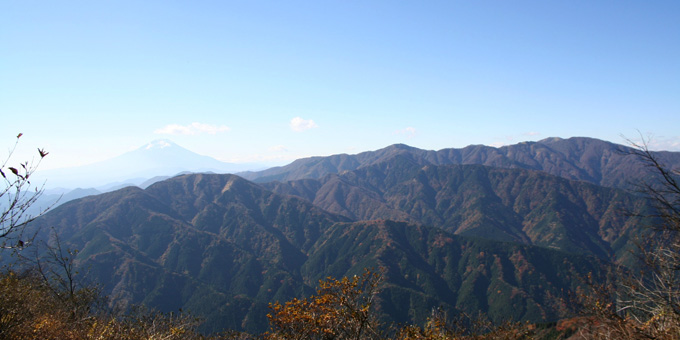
[2,136,679,338]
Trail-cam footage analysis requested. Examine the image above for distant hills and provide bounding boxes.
[20,136,673,333]
[240,137,680,190]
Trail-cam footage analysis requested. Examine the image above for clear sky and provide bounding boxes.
[2,1,679,170]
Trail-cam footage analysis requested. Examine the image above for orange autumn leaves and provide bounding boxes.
[267,270,382,340]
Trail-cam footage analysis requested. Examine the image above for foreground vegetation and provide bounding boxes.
[0,266,542,339]
[3,256,678,339]
[0,269,204,339]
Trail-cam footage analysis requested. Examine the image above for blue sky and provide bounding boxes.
[2,1,679,170]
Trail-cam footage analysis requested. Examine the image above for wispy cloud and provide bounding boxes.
[155,122,231,135]
[490,132,541,148]
[290,117,318,132]
[490,135,517,148]
[394,127,416,138]
[645,136,680,151]
[269,145,288,152]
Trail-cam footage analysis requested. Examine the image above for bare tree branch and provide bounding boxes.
[0,134,50,249]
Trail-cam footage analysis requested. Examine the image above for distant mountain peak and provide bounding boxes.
[538,137,564,143]
[143,139,176,150]
[538,136,606,144]
[382,143,418,152]
[37,139,263,189]
[390,143,412,148]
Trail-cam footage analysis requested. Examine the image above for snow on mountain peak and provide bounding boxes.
[145,139,174,150]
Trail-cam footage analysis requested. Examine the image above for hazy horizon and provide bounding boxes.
[3,1,678,171]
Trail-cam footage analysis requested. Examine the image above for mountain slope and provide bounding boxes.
[25,172,611,333]
[29,173,346,332]
[241,137,680,190]
[303,220,606,325]
[265,156,650,262]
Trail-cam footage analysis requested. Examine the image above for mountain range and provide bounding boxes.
[19,140,268,220]
[34,139,265,190]
[240,137,680,190]
[263,157,646,263]
[16,137,678,333]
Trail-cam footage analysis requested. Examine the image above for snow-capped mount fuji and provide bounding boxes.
[35,140,258,189]
[109,139,235,175]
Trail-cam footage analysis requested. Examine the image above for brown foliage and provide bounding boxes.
[266,269,383,340]
[266,269,540,340]
[0,269,206,339]
[397,309,535,340]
